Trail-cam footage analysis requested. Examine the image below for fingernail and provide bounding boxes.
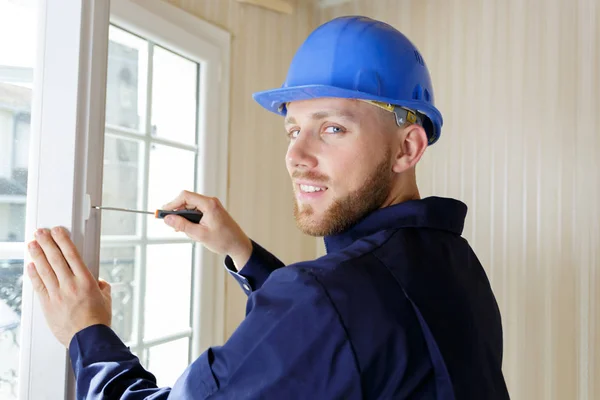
[34,229,44,238]
[28,241,39,253]
[164,215,174,226]
[51,226,62,236]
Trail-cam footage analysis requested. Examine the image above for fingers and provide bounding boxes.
[50,227,91,279]
[164,214,207,239]
[162,190,221,213]
[27,240,59,293]
[26,262,49,300]
[162,190,191,210]
[27,227,93,295]
[32,228,75,283]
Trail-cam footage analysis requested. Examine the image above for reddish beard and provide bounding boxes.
[293,150,393,236]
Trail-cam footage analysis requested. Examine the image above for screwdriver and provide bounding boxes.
[92,206,203,223]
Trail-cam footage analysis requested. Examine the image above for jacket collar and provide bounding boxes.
[323,197,467,253]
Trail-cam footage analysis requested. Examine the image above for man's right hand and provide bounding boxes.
[162,191,252,270]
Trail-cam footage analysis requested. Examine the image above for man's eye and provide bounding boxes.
[324,126,344,134]
[287,129,300,139]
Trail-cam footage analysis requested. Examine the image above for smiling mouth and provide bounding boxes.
[299,184,328,193]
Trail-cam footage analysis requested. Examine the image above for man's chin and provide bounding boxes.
[295,218,328,237]
[293,206,329,237]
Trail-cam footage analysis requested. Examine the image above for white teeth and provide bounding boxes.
[300,185,325,193]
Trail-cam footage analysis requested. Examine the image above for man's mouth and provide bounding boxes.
[299,184,327,193]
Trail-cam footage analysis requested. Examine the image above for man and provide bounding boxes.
[27,16,509,399]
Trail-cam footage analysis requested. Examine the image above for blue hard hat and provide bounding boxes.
[253,16,443,145]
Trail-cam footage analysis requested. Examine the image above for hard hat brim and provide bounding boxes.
[253,84,443,144]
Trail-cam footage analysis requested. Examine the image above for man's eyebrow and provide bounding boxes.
[284,115,297,126]
[284,110,357,125]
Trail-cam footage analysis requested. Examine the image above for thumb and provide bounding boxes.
[164,214,199,236]
[98,278,111,295]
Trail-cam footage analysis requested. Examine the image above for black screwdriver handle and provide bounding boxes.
[155,209,203,224]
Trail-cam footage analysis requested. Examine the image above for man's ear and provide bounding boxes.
[392,124,429,173]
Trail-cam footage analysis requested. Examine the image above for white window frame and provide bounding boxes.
[16,0,230,398]
[105,0,231,365]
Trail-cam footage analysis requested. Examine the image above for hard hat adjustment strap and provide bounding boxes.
[279,99,423,129]
[360,99,422,127]
[393,107,422,127]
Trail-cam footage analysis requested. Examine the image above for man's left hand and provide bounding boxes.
[26,227,112,348]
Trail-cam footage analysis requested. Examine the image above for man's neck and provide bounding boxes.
[381,190,420,209]
[381,176,421,208]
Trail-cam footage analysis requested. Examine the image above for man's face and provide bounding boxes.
[284,98,397,236]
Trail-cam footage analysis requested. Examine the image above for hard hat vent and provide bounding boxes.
[412,85,432,103]
[414,50,425,66]
[413,84,424,100]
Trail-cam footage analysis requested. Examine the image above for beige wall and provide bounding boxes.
[319,0,599,399]
[161,0,318,339]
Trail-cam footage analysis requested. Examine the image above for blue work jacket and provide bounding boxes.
[69,197,509,399]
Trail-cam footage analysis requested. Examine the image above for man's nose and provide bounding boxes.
[286,132,318,170]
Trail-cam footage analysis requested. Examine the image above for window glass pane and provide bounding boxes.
[0,1,36,70]
[144,244,192,340]
[99,246,138,344]
[147,145,195,238]
[151,46,198,145]
[0,259,22,399]
[146,338,189,387]
[0,0,36,398]
[0,87,29,243]
[101,136,143,236]
[106,25,147,132]
[101,24,199,386]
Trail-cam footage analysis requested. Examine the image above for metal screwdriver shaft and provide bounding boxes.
[92,206,154,215]
[92,206,203,223]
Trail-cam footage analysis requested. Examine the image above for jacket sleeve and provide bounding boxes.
[223,240,286,295]
[69,267,361,400]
